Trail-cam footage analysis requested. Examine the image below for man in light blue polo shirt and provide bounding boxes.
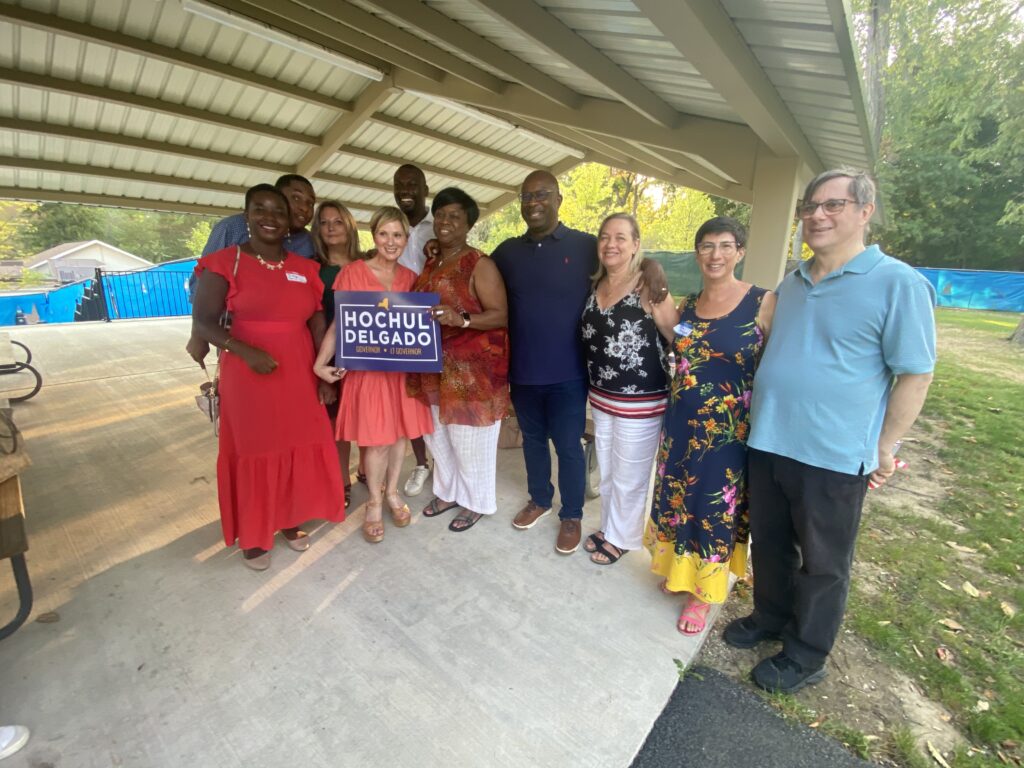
[723,169,936,694]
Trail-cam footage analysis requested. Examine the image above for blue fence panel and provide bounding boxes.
[102,269,194,319]
[0,281,91,326]
[917,268,1024,312]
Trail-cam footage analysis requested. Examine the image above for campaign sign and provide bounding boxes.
[335,290,442,372]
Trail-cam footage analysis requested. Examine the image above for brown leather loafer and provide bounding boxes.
[555,519,582,554]
[512,500,552,530]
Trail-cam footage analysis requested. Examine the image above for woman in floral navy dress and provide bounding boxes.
[644,217,776,634]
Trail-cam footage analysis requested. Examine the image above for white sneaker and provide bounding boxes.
[403,464,430,496]
[0,725,29,760]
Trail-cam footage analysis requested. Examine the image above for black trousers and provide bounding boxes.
[748,449,868,669]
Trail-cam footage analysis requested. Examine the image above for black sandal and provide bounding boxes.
[356,472,367,486]
[448,510,483,532]
[584,532,605,553]
[344,484,352,507]
[590,540,625,565]
[423,498,460,518]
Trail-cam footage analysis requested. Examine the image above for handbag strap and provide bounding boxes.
[233,244,241,277]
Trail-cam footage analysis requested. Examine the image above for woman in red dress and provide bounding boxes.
[314,207,433,543]
[191,184,345,570]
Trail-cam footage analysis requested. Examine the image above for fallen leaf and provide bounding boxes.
[927,740,953,768]
[35,611,60,624]
[936,646,955,663]
[974,699,991,713]
[913,643,924,659]
[963,581,981,598]
[1001,601,1018,618]
[937,580,954,592]
[938,618,965,632]
[961,435,978,443]
[877,620,891,626]
[946,541,978,554]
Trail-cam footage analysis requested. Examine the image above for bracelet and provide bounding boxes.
[461,311,471,328]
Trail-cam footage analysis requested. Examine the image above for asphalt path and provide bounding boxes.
[631,666,872,768]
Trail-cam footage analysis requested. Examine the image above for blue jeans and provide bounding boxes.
[510,379,587,520]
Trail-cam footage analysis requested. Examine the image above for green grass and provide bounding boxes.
[934,307,1021,333]
[761,691,875,760]
[846,310,1024,767]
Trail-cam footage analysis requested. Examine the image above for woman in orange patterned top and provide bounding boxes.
[407,187,509,532]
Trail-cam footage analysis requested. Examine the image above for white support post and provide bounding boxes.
[742,152,803,290]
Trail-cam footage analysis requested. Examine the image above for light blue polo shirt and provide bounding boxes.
[748,245,936,475]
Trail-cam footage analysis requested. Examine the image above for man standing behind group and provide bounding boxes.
[725,169,936,693]
[493,171,667,555]
[393,163,434,496]
[203,174,317,259]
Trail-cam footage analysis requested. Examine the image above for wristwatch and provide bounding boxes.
[460,311,471,328]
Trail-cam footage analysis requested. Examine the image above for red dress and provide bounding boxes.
[197,247,345,550]
[332,260,433,446]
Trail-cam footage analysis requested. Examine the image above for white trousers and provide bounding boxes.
[592,407,663,550]
[423,406,501,515]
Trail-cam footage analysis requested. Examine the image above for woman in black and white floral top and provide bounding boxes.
[580,213,678,565]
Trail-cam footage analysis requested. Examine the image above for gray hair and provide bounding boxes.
[802,168,876,207]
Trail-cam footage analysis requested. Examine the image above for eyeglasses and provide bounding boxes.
[518,189,554,204]
[696,241,738,256]
[796,198,858,218]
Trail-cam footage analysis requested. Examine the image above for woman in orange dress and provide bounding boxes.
[191,183,345,570]
[313,207,433,543]
[407,187,509,532]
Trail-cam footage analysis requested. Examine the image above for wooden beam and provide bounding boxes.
[0,118,427,197]
[0,118,289,175]
[332,146,517,193]
[296,80,394,178]
[392,70,757,188]
[369,115,536,170]
[289,0,507,94]
[361,0,581,109]
[0,156,241,195]
[635,0,822,169]
[0,3,352,112]
[185,0,418,82]
[465,0,679,128]
[0,187,238,217]
[0,68,318,146]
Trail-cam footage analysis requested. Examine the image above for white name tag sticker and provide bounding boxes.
[674,320,693,337]
[285,271,307,283]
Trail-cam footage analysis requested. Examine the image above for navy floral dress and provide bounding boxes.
[644,286,768,602]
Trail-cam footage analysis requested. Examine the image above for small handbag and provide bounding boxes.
[193,246,240,435]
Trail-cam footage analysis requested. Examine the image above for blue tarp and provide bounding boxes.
[917,268,1024,312]
[0,259,199,326]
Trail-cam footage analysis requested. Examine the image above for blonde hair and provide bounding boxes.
[369,206,410,238]
[311,200,361,266]
[592,212,642,287]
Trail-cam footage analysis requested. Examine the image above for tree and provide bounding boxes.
[185,220,212,257]
[0,202,38,261]
[854,0,1024,270]
[643,186,716,252]
[20,204,107,255]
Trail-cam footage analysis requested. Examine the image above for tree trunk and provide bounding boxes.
[1011,315,1024,346]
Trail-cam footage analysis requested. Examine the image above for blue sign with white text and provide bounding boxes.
[335,290,442,372]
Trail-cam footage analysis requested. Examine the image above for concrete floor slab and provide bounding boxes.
[0,319,725,768]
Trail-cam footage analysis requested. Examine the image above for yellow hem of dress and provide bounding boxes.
[643,523,748,604]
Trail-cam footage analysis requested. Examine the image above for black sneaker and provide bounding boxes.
[751,652,827,693]
[722,615,781,649]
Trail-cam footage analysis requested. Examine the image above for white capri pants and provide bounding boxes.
[423,406,501,515]
[591,407,663,550]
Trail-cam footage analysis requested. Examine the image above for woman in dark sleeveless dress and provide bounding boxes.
[644,217,776,634]
[580,214,678,565]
